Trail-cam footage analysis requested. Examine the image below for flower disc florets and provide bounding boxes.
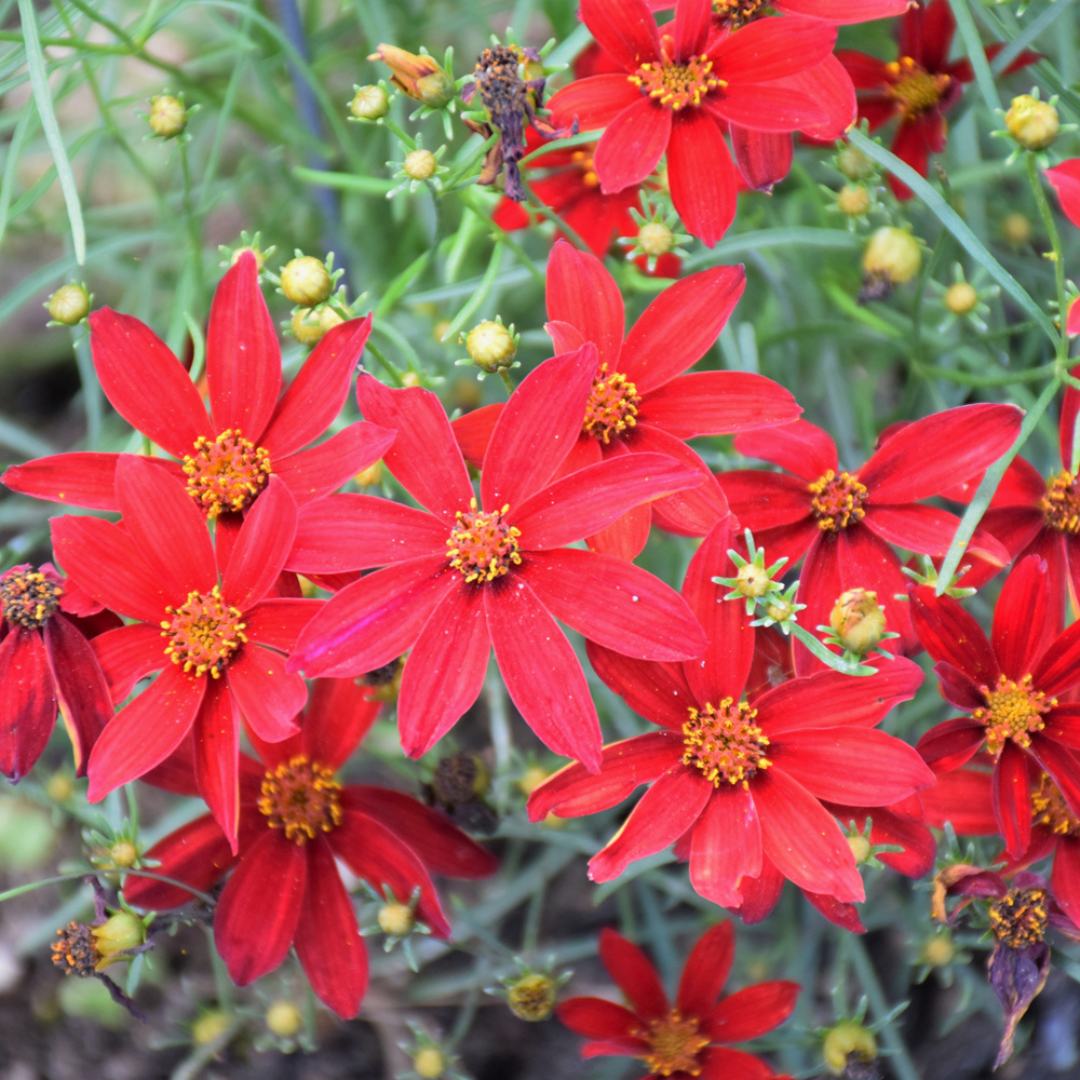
[634,1008,710,1078]
[51,922,99,977]
[974,674,1056,755]
[809,470,868,531]
[1040,470,1080,533]
[1,566,62,629]
[885,57,950,119]
[259,755,343,844]
[447,499,522,584]
[629,53,725,112]
[682,698,770,788]
[183,429,272,517]
[161,585,247,678]
[1031,772,1080,836]
[583,364,641,444]
[989,887,1049,949]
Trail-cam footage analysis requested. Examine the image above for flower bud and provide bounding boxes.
[281,256,333,306]
[148,94,187,138]
[368,45,454,108]
[1005,94,1059,151]
[765,597,794,624]
[46,283,90,326]
[506,972,558,1022]
[638,221,675,258]
[734,562,771,600]
[378,901,415,938]
[862,227,921,286]
[836,146,875,181]
[403,149,438,182]
[517,765,549,798]
[837,184,871,217]
[90,911,146,967]
[109,841,138,869]
[922,932,955,968]
[402,371,422,387]
[350,84,390,120]
[45,771,74,802]
[413,1046,447,1079]
[823,1021,877,1075]
[192,1010,232,1046]
[829,588,887,655]
[265,999,303,1038]
[1003,212,1032,245]
[230,244,266,271]
[464,320,516,373]
[355,461,382,488]
[847,834,872,865]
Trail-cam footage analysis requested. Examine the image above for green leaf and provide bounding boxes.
[947,0,1000,114]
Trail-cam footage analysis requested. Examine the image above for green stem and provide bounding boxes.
[915,360,1057,387]
[1025,151,1069,364]
[179,139,206,309]
[848,935,920,1080]
[498,368,516,396]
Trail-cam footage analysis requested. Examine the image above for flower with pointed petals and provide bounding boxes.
[718,408,1021,672]
[286,346,707,772]
[1046,160,1080,335]
[50,455,321,850]
[453,242,798,560]
[3,253,395,530]
[123,679,496,1019]
[651,0,909,27]
[559,923,797,1079]
[0,563,115,781]
[548,0,838,245]
[912,554,1080,863]
[527,516,931,912]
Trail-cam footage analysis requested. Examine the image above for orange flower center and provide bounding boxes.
[809,470,868,531]
[1039,469,1080,534]
[885,57,951,119]
[1,567,62,629]
[183,428,272,517]
[634,1009,711,1078]
[51,922,99,977]
[712,0,767,27]
[989,886,1048,950]
[447,498,522,584]
[258,754,343,844]
[584,363,641,444]
[571,148,599,189]
[682,698,771,789]
[973,674,1056,755]
[629,51,725,112]
[160,585,246,678]
[1031,772,1080,836]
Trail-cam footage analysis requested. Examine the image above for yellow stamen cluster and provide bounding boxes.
[447,499,522,584]
[183,429,272,517]
[259,755,343,844]
[1031,772,1080,836]
[1,568,62,629]
[570,148,599,189]
[583,363,641,444]
[974,674,1056,755]
[161,585,246,678]
[51,922,99,976]
[989,887,1049,950]
[712,0,766,27]
[682,698,770,789]
[629,55,725,112]
[809,470,868,531]
[634,1009,711,1078]
[884,57,951,119]
[1040,469,1080,534]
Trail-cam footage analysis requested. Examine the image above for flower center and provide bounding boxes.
[1039,469,1080,534]
[712,0,767,27]
[989,887,1048,950]
[161,585,247,678]
[629,51,725,112]
[682,698,771,788]
[447,499,522,584]
[1031,772,1080,836]
[584,363,641,444]
[183,429,272,517]
[570,147,599,189]
[634,1009,711,1078]
[51,922,99,977]
[808,470,868,531]
[258,755,343,844]
[0,567,62,629]
[973,674,1057,755]
[885,57,951,120]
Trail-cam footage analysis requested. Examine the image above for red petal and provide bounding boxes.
[594,99,672,194]
[708,83,829,131]
[676,922,734,1016]
[588,501,654,560]
[887,116,932,197]
[206,252,281,441]
[837,50,892,90]
[914,0,956,72]
[0,629,55,781]
[919,767,996,833]
[546,240,625,370]
[214,830,307,984]
[86,666,206,800]
[1042,704,1080,751]
[397,586,489,758]
[619,267,746,393]
[1046,160,1080,229]
[718,469,813,530]
[355,375,472,523]
[545,319,588,356]
[698,1045,776,1080]
[1032,618,1080,697]
[994,741,1032,860]
[580,0,659,73]
[451,403,503,469]
[275,422,396,508]
[589,766,712,881]
[705,981,799,1043]
[916,717,986,772]
[732,857,785,924]
[1031,738,1080,824]
[992,555,1050,682]
[778,0,908,20]
[2,452,179,512]
[909,584,999,685]
[598,927,668,1020]
[586,639,694,730]
[293,837,367,1018]
[713,16,836,82]
[548,75,644,132]
[244,598,322,652]
[226,644,305,743]
[734,418,837,481]
[641,372,799,438]
[791,54,857,140]
[301,679,381,771]
[689,787,763,908]
[730,126,793,191]
[91,623,163,703]
[221,477,296,610]
[790,532,841,677]
[1053,837,1080,931]
[667,109,736,247]
[674,0,711,58]
[193,678,241,852]
[261,315,372,458]
[557,997,638,1039]
[89,309,211,458]
[864,503,999,559]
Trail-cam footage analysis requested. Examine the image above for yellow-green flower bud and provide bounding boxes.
[836,146,874,181]
[109,841,138,869]
[847,834,872,865]
[377,901,415,937]
[1003,212,1032,245]
[355,461,382,488]
[192,1010,232,1046]
[464,320,516,373]
[829,588,887,655]
[368,45,454,108]
[944,282,978,315]
[734,563,771,600]
[230,244,267,271]
[517,765,549,798]
[823,1021,877,1075]
[46,283,90,326]
[91,912,146,968]
[862,227,921,286]
[281,256,333,306]
[1005,94,1060,151]
[404,149,438,182]
[837,184,871,217]
[922,932,955,968]
[638,221,675,258]
[350,84,390,120]
[45,771,74,802]
[507,972,558,1022]
[265,1000,303,1038]
[413,1046,447,1079]
[148,95,187,138]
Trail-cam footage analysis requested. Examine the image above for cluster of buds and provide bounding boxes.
[265,250,353,346]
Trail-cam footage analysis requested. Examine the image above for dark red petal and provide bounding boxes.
[1031,737,1080,824]
[698,1045,776,1080]
[836,49,892,90]
[301,679,381,771]
[598,927,668,1020]
[261,315,372,458]
[2,452,179,512]
[556,997,638,1039]
[887,117,931,196]
[595,99,673,194]
[451,403,503,469]
[1042,705,1080,751]
[676,922,734,1016]
[717,470,812,530]
[586,639,694,730]
[909,584,999,684]
[487,581,603,771]
[919,766,996,833]
[666,109,736,247]
[355,375,472,523]
[206,252,281,441]
[214,830,307,984]
[689,787,763,908]
[734,419,837,481]
[838,521,917,655]
[91,623,163,704]
[244,598,323,652]
[1052,837,1080,931]
[548,75,644,132]
[1032,618,1080,697]
[588,501,655,560]
[226,645,305,743]
[1046,160,1080,229]
[580,0,659,73]
[916,717,986,772]
[991,555,1049,681]
[642,372,799,440]
[88,309,212,458]
[704,981,799,1043]
[0,629,55,781]
[712,15,836,82]
[732,857,785,924]
[825,797,936,878]
[193,677,241,852]
[730,126,793,191]
[589,766,712,881]
[275,422,396,508]
[994,741,1032,860]
[546,240,625,370]
[526,732,683,820]
[397,586,489,759]
[86,666,206,800]
[778,0,908,21]
[293,837,367,1018]
[916,0,956,72]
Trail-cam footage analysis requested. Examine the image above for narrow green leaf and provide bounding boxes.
[0,413,57,458]
[947,0,1000,114]
[990,0,1076,74]
[294,166,395,194]
[375,250,432,317]
[0,104,34,251]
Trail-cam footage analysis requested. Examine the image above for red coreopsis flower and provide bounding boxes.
[3,253,394,536]
[527,516,932,915]
[718,408,1020,671]
[548,0,839,245]
[0,563,115,780]
[912,554,1080,862]
[652,0,909,25]
[1046,160,1080,335]
[559,923,798,1079]
[123,679,497,1019]
[50,455,322,849]
[453,241,799,560]
[286,347,707,772]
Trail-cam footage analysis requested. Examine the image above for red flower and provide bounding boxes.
[1046,160,1080,334]
[50,455,321,849]
[286,347,707,772]
[453,241,798,559]
[3,253,394,528]
[559,923,797,1079]
[718,408,1020,671]
[548,0,838,244]
[912,554,1080,862]
[651,0,909,25]
[0,563,115,780]
[123,679,496,1019]
[527,516,931,912]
